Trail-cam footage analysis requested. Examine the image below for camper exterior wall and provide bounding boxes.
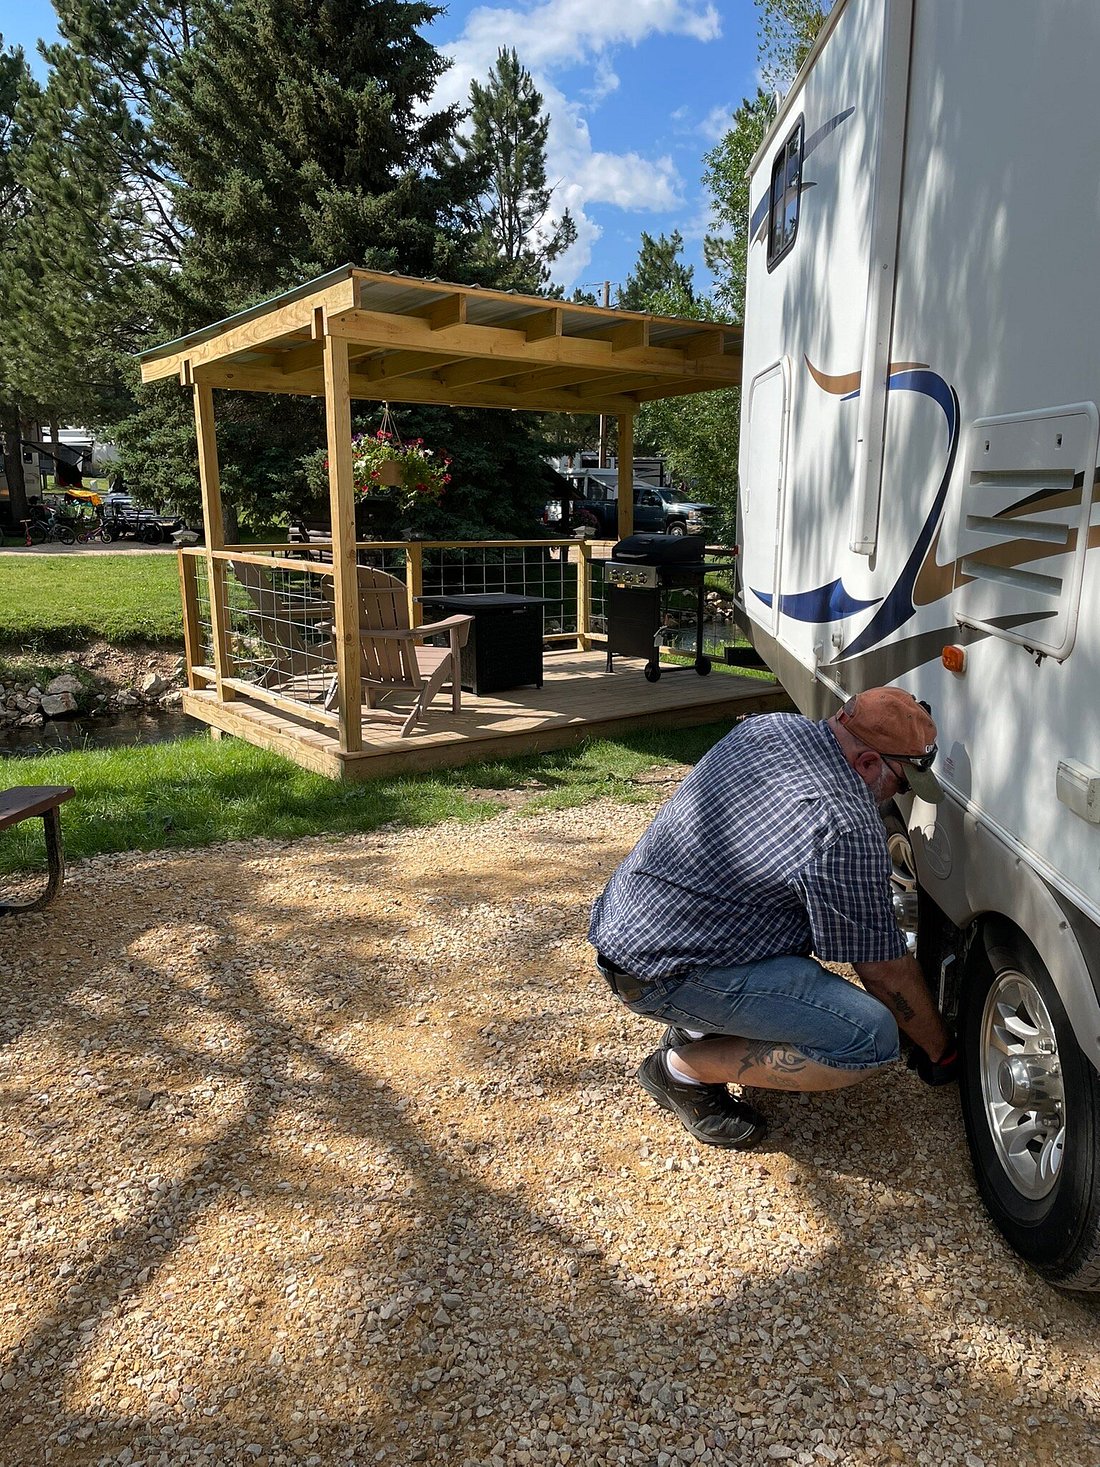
[738,3,1100,1057]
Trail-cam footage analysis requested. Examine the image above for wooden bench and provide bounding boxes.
[0,786,76,914]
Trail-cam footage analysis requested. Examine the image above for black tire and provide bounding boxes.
[98,527,113,544]
[959,926,1100,1289]
[141,523,163,544]
[694,656,712,676]
[54,524,76,545]
[666,521,688,537]
[26,521,46,545]
[644,662,661,682]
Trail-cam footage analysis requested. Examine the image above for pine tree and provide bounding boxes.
[446,47,575,292]
[615,232,695,313]
[0,41,32,522]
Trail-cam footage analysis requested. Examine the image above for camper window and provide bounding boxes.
[767,117,803,270]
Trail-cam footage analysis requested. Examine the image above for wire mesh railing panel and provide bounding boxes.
[420,543,579,635]
[193,557,214,668]
[223,560,338,709]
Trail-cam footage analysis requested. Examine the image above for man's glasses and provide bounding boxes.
[875,745,937,772]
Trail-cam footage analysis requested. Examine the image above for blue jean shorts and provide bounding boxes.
[600,953,899,1071]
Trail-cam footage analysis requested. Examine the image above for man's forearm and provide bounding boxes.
[853,955,952,1059]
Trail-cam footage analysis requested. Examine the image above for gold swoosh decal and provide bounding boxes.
[804,358,929,396]
[914,487,1100,607]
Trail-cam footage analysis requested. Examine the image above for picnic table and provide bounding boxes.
[0,786,76,914]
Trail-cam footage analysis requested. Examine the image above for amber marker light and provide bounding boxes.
[942,645,967,674]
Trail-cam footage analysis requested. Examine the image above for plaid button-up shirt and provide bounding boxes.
[589,713,905,978]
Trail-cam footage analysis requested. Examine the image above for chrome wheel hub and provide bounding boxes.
[887,827,918,956]
[980,971,1065,1200]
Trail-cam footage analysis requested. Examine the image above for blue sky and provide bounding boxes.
[2,0,760,302]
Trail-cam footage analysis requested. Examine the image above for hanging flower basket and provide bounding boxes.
[350,404,451,511]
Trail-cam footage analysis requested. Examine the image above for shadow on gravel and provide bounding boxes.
[1,827,1098,1466]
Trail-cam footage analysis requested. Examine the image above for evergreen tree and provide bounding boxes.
[112,0,554,534]
[446,47,575,292]
[616,232,738,532]
[615,231,695,313]
[0,41,32,521]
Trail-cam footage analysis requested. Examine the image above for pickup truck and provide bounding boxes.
[563,470,717,538]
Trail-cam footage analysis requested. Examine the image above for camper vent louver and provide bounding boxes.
[951,406,1099,659]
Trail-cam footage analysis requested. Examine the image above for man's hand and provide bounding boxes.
[853,954,952,1060]
[906,1038,960,1086]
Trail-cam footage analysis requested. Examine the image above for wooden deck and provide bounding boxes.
[182,649,791,780]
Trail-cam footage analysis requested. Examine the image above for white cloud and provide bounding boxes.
[433,0,719,288]
[699,102,737,142]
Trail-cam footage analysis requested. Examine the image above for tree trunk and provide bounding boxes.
[1,404,29,527]
[223,500,239,544]
[49,418,62,490]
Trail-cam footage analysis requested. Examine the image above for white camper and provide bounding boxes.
[736,0,1100,1288]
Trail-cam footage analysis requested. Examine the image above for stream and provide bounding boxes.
[0,708,204,758]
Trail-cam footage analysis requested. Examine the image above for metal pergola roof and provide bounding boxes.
[138,265,743,413]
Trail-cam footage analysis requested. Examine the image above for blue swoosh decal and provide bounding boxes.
[752,578,880,619]
[753,365,960,648]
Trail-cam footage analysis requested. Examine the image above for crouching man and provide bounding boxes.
[588,687,958,1149]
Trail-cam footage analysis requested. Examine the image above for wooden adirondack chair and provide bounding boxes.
[330,566,473,736]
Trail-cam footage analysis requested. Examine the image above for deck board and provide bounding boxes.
[182,649,791,780]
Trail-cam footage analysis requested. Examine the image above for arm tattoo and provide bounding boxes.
[886,989,916,1022]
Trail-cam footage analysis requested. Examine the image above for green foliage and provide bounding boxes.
[755,0,832,90]
[444,46,576,292]
[0,554,183,648]
[615,231,695,313]
[703,89,773,324]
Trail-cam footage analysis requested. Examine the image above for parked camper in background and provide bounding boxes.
[735,0,1100,1288]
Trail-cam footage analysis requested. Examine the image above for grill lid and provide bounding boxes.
[612,532,707,565]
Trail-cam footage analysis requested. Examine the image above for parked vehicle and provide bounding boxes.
[560,471,717,538]
[734,0,1100,1288]
[102,494,184,544]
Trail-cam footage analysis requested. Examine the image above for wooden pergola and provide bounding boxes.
[138,265,744,761]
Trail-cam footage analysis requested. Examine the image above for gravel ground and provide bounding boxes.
[2,799,1099,1467]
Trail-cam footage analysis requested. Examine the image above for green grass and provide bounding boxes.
[0,554,184,648]
[0,721,737,875]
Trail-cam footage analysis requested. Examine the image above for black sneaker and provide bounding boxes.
[635,1050,767,1150]
[659,1024,719,1051]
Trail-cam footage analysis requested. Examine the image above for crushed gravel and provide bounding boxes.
[2,798,1099,1466]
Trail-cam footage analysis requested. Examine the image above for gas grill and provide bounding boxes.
[603,535,712,681]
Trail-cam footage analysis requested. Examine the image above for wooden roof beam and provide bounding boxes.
[678,329,728,360]
[361,349,463,383]
[578,319,650,352]
[522,307,563,342]
[345,370,637,415]
[324,307,734,378]
[436,357,536,389]
[407,293,467,331]
[503,365,630,395]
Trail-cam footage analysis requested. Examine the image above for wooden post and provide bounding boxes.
[322,333,364,753]
[616,412,635,541]
[192,380,234,700]
[178,551,204,689]
[405,539,424,627]
[576,539,592,650]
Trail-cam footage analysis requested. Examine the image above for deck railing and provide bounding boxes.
[178,537,740,734]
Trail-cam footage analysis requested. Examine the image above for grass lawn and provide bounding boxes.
[0,554,183,648]
[0,720,735,874]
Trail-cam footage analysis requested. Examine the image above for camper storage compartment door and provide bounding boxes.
[951,403,1099,659]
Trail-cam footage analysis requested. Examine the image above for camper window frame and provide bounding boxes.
[767,116,804,272]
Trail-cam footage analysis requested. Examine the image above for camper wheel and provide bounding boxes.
[959,926,1100,1290]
